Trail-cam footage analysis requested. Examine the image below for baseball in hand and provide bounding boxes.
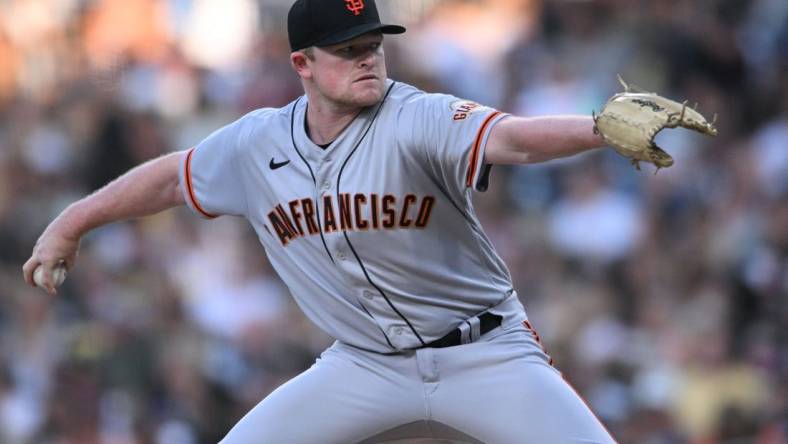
[33,263,67,288]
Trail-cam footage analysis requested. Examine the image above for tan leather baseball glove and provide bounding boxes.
[593,76,718,171]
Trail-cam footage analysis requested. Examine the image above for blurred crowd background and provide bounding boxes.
[1,0,786,443]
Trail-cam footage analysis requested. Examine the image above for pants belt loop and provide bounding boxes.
[468,317,481,342]
[458,321,472,345]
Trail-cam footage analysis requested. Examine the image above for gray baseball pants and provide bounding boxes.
[220,323,616,444]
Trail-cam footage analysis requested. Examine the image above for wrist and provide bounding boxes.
[54,202,90,241]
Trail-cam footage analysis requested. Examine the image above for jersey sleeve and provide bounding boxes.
[179,117,249,218]
[399,93,509,193]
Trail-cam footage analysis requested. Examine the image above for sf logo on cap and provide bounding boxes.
[345,0,364,15]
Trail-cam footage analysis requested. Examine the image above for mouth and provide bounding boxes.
[355,74,378,82]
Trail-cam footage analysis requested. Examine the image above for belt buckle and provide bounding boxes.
[425,312,503,349]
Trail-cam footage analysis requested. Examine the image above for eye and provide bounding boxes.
[337,46,353,55]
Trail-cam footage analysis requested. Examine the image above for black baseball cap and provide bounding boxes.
[288,0,406,52]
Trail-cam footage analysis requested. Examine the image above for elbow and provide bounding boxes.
[163,151,187,207]
[171,181,186,207]
[511,150,535,164]
[520,148,558,164]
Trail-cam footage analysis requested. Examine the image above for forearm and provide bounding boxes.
[485,115,606,165]
[58,151,185,239]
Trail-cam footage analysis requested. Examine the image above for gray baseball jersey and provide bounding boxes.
[181,79,615,443]
[180,80,526,352]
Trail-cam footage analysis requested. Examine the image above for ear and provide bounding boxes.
[290,52,312,80]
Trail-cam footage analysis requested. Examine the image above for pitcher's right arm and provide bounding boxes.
[22,150,186,294]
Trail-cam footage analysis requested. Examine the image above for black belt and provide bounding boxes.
[423,312,503,348]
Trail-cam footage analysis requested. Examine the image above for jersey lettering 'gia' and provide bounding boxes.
[179,80,528,352]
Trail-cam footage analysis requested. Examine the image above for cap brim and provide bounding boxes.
[313,22,406,48]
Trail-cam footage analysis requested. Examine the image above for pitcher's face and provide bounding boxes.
[296,33,387,109]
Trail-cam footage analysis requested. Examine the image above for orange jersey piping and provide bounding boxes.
[184,148,218,219]
[465,111,502,188]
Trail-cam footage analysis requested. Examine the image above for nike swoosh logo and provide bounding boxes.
[269,158,290,170]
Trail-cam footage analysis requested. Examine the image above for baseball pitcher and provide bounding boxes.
[23,0,716,442]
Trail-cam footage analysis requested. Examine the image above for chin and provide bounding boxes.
[350,85,385,107]
[355,95,383,108]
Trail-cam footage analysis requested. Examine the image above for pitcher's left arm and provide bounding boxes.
[484,115,605,165]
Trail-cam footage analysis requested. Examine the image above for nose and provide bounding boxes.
[359,55,373,69]
[358,47,377,69]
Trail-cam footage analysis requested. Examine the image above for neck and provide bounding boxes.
[305,94,362,146]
